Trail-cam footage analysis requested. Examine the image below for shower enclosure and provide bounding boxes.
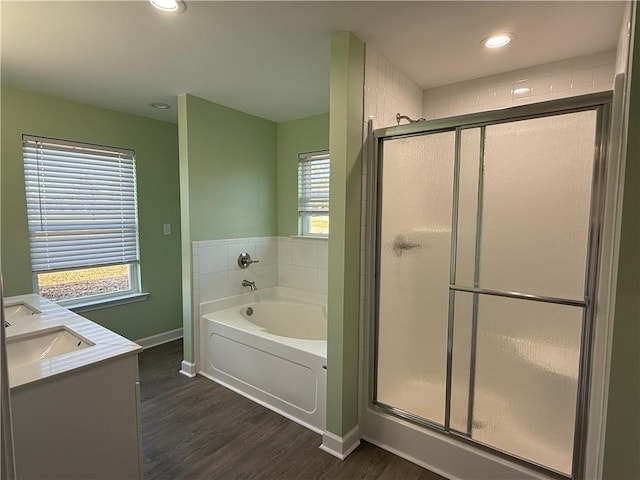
[363,93,611,480]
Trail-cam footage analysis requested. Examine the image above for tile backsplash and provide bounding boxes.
[192,236,327,307]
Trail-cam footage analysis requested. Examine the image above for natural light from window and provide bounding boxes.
[37,265,131,302]
[298,150,330,237]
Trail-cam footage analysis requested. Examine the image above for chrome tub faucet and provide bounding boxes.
[242,279,257,291]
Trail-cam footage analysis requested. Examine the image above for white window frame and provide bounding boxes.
[297,150,330,237]
[22,135,143,308]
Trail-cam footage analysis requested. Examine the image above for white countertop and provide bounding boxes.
[5,294,142,389]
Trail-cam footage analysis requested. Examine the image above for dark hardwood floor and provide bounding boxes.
[139,340,446,480]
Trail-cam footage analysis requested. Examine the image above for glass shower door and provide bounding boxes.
[371,103,606,479]
[451,111,598,475]
[375,131,455,426]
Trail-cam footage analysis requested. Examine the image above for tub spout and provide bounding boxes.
[242,279,257,291]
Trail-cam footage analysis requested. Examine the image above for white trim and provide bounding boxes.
[179,360,196,378]
[68,291,148,313]
[135,328,183,349]
[319,426,361,460]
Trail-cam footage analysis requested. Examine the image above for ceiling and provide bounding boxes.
[1,1,627,123]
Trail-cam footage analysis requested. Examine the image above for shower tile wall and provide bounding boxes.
[423,50,616,120]
[365,46,424,129]
[361,46,425,354]
[192,236,328,306]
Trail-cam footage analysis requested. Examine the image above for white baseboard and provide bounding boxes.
[319,425,361,460]
[136,328,183,349]
[179,360,196,378]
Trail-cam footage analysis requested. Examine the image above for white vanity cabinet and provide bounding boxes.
[11,353,142,480]
[5,294,143,480]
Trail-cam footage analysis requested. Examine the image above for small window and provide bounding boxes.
[297,150,330,236]
[23,135,141,306]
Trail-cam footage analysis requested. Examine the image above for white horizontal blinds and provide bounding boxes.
[23,135,139,273]
[298,150,330,216]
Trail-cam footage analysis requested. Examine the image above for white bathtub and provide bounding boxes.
[199,289,327,433]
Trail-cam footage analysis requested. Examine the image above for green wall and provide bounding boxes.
[180,94,277,242]
[326,32,365,436]
[0,86,183,341]
[602,5,640,479]
[276,113,329,236]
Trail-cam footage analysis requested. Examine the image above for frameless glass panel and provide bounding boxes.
[478,111,597,300]
[472,295,583,475]
[375,131,455,425]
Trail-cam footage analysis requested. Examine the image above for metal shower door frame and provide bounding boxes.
[367,91,612,480]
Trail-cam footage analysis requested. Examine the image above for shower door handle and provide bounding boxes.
[392,235,422,256]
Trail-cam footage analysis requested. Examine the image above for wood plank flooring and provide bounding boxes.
[139,340,446,480]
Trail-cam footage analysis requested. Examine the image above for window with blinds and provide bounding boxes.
[23,135,140,304]
[297,150,330,236]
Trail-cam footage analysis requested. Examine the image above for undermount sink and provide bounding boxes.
[4,302,40,320]
[7,327,94,369]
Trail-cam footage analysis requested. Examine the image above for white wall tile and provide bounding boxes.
[287,265,318,292]
[198,245,228,275]
[200,272,229,302]
[317,269,328,295]
[423,50,615,120]
[365,45,423,129]
[255,240,277,265]
[277,238,292,265]
[291,241,318,268]
[278,263,293,288]
[532,75,552,96]
[571,68,594,89]
[317,242,328,269]
[551,71,572,93]
[594,63,615,85]
[255,265,278,288]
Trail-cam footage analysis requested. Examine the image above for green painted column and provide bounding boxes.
[326,32,365,436]
[602,5,640,479]
[177,93,194,363]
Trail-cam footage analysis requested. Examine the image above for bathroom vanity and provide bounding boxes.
[4,294,143,480]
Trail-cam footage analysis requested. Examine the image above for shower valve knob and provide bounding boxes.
[237,252,259,269]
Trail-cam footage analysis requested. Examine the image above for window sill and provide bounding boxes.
[290,235,328,241]
[67,292,149,313]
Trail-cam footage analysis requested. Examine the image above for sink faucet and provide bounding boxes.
[242,279,257,291]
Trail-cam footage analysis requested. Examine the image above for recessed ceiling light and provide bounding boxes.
[149,0,185,13]
[481,33,513,49]
[150,102,171,110]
